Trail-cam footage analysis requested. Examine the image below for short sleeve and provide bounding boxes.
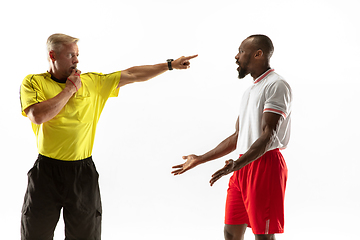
[101,71,121,98]
[87,71,121,99]
[20,75,46,117]
[264,80,292,119]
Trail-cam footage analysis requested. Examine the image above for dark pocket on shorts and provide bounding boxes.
[22,205,29,215]
[96,208,102,217]
[27,159,39,176]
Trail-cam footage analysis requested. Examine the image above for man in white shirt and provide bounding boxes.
[172,35,292,240]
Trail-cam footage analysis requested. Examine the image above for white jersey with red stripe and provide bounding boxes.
[236,69,292,154]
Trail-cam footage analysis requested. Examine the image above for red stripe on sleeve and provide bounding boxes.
[263,108,287,118]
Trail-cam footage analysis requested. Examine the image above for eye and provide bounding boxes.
[67,53,78,59]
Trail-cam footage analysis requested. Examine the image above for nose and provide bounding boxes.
[235,54,240,64]
[73,56,79,64]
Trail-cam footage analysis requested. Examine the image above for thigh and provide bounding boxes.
[21,160,62,240]
[63,159,102,240]
[21,206,62,240]
[246,149,287,234]
[63,207,102,240]
[225,172,250,226]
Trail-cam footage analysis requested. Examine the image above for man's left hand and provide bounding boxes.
[172,55,198,70]
[210,159,236,186]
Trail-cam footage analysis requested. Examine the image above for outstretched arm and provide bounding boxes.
[210,112,283,186]
[117,55,198,88]
[172,117,239,175]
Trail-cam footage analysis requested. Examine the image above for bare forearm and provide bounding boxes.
[208,113,284,186]
[119,63,168,87]
[118,55,198,88]
[233,113,282,171]
[233,131,273,171]
[26,88,74,124]
[199,133,238,163]
[133,63,168,80]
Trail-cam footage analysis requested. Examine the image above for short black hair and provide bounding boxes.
[247,34,274,58]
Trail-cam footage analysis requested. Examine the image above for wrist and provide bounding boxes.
[67,78,78,91]
[64,84,77,95]
[233,157,247,171]
[198,154,207,164]
[167,59,174,70]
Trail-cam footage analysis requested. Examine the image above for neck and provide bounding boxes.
[48,67,67,83]
[251,65,271,80]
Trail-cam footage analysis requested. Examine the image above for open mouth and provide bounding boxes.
[236,61,242,71]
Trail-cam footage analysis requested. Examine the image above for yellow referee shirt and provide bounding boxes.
[20,71,121,161]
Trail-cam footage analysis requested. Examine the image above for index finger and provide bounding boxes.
[172,164,183,169]
[211,168,224,179]
[71,69,81,76]
[209,174,222,186]
[184,54,198,60]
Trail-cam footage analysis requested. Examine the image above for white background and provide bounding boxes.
[1,0,359,239]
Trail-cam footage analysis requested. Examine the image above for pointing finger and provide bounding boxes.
[184,54,198,60]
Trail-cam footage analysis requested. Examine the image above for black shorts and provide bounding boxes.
[21,155,102,240]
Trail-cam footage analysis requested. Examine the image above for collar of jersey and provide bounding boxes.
[46,71,66,83]
[253,68,274,84]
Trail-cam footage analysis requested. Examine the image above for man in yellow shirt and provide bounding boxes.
[20,33,197,240]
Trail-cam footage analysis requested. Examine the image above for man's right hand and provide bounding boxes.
[171,154,203,175]
[24,69,83,125]
[66,69,82,94]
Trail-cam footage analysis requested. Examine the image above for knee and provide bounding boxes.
[255,234,276,240]
[224,229,237,240]
[224,225,245,240]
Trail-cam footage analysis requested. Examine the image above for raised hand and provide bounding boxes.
[66,69,82,93]
[172,154,202,175]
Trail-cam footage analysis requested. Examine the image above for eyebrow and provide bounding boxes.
[67,52,79,56]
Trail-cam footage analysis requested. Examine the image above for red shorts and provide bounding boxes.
[225,149,287,234]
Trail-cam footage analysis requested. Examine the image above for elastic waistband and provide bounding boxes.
[38,154,93,165]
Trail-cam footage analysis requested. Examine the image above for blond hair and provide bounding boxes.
[46,33,79,53]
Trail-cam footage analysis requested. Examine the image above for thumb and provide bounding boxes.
[225,159,234,168]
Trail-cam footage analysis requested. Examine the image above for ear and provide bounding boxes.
[254,49,264,58]
[49,50,56,62]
